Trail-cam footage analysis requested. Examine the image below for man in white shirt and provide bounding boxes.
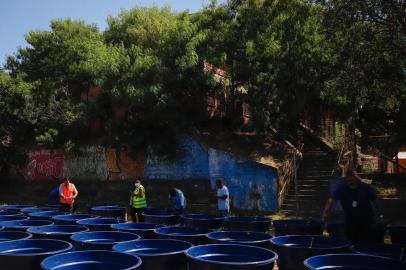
[216,179,230,216]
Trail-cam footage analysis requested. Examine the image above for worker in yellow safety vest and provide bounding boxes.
[130,177,147,223]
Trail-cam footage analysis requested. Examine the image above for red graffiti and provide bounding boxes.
[24,150,64,180]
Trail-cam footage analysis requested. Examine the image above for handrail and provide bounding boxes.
[331,143,346,177]
[278,143,304,208]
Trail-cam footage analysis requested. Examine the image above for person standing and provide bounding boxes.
[216,179,230,217]
[130,177,147,223]
[322,170,377,243]
[168,188,186,214]
[59,177,78,213]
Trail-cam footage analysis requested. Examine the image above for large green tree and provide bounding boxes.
[103,7,215,153]
[194,0,329,133]
[0,71,36,175]
[320,0,406,156]
[6,19,125,150]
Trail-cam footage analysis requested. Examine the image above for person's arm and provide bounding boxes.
[217,188,228,200]
[72,184,78,199]
[59,185,66,199]
[322,197,336,221]
[139,186,145,197]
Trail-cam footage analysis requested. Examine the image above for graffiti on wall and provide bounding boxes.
[63,146,109,180]
[144,137,210,180]
[208,148,278,211]
[23,150,64,180]
[105,148,145,180]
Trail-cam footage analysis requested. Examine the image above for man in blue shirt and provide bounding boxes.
[323,170,377,243]
[169,188,186,214]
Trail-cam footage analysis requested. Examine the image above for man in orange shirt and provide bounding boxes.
[59,177,78,213]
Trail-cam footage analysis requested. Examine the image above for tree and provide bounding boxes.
[320,0,406,160]
[103,7,215,153]
[194,0,329,133]
[6,19,126,149]
[0,71,36,175]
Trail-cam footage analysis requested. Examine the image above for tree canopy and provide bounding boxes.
[1,1,405,171]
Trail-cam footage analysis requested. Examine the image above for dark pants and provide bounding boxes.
[131,207,144,223]
[60,203,73,213]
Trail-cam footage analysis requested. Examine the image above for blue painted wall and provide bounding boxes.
[144,136,279,211]
[144,136,210,180]
[208,148,278,211]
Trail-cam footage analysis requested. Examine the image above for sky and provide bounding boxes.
[0,0,225,66]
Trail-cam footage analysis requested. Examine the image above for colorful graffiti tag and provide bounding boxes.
[24,150,64,180]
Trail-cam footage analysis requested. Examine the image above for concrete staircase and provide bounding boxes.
[280,143,335,218]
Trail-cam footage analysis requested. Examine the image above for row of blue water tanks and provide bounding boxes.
[0,204,405,270]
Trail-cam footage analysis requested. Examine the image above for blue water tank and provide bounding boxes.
[207,231,273,248]
[27,225,89,242]
[304,253,406,270]
[224,216,271,232]
[0,219,53,232]
[113,239,192,270]
[111,222,164,238]
[28,211,68,221]
[0,239,72,270]
[271,235,350,270]
[41,250,142,270]
[273,219,324,236]
[76,217,125,231]
[155,226,212,245]
[0,231,32,242]
[351,243,406,262]
[185,244,278,270]
[181,214,224,230]
[52,214,99,225]
[91,206,127,219]
[71,230,140,250]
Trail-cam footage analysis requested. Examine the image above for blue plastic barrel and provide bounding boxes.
[91,206,127,219]
[0,239,73,270]
[142,213,180,225]
[0,215,27,222]
[113,239,192,270]
[21,207,58,214]
[0,205,34,212]
[111,223,164,238]
[0,231,32,242]
[326,222,348,240]
[224,216,271,232]
[389,225,406,245]
[271,235,350,270]
[143,207,169,215]
[41,250,143,270]
[304,254,406,270]
[28,211,68,221]
[351,243,406,262]
[76,217,125,231]
[52,214,99,225]
[71,231,140,250]
[207,231,273,248]
[154,226,212,245]
[27,225,89,242]
[0,211,26,217]
[185,244,278,270]
[0,220,53,231]
[273,219,324,236]
[181,214,224,230]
